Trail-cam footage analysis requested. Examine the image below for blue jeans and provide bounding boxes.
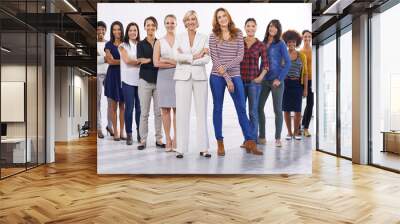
[122,82,141,134]
[258,79,284,140]
[210,75,255,141]
[243,80,261,140]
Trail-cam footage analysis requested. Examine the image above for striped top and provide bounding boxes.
[287,56,302,79]
[209,30,244,81]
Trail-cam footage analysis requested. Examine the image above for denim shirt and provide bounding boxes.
[262,40,291,81]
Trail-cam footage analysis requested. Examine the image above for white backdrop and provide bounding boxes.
[97,3,311,137]
[98,3,311,42]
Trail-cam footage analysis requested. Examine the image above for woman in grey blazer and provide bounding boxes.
[173,10,210,158]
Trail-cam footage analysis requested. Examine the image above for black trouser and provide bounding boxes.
[302,80,314,129]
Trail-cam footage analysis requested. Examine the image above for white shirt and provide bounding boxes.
[97,40,108,75]
[119,41,140,86]
[159,37,174,60]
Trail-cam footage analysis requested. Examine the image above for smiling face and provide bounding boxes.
[97,26,106,40]
[287,40,297,51]
[268,24,278,38]
[164,16,177,33]
[245,21,257,37]
[185,14,198,31]
[303,31,312,46]
[112,24,121,40]
[216,10,229,28]
[128,25,138,41]
[145,19,157,36]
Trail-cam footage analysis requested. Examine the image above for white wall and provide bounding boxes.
[54,66,89,141]
[97,3,312,133]
[1,64,45,164]
[1,65,32,138]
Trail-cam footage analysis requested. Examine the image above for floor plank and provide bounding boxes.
[0,135,399,223]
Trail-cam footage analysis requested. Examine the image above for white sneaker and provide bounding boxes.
[294,135,302,140]
[275,140,282,147]
[258,138,266,145]
[285,135,293,140]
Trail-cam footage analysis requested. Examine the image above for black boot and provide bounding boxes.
[136,128,141,142]
[126,133,133,145]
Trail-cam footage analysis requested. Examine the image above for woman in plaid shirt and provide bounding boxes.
[209,8,263,156]
[240,18,269,148]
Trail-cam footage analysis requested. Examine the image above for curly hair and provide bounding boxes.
[282,29,302,47]
[212,8,240,41]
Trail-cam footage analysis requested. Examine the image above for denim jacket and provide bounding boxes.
[262,40,291,82]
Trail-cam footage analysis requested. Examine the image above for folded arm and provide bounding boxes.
[105,49,119,65]
[119,45,140,66]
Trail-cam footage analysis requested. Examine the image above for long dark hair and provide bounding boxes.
[123,22,140,46]
[110,21,124,44]
[263,19,282,44]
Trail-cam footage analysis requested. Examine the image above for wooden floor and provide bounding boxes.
[0,135,400,224]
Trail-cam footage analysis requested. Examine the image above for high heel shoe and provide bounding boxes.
[165,139,173,152]
[156,141,166,148]
[200,151,211,158]
[106,126,114,137]
[113,132,120,141]
[172,138,177,150]
[137,142,146,150]
[97,130,104,139]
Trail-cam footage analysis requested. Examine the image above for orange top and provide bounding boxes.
[300,47,312,80]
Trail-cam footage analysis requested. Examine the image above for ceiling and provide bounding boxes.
[0,0,394,74]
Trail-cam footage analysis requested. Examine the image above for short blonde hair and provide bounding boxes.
[183,10,199,28]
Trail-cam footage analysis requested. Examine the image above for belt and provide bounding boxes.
[286,77,300,80]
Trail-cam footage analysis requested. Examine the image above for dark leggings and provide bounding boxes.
[302,80,314,129]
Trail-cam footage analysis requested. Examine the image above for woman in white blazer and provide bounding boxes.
[173,10,210,158]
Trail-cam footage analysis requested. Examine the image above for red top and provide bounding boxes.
[240,38,269,81]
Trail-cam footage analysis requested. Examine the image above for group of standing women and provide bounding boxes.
[97,7,313,159]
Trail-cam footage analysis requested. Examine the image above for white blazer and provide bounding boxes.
[173,32,210,81]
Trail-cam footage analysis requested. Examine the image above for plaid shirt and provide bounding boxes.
[240,39,269,81]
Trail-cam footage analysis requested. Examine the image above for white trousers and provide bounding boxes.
[175,78,209,154]
[97,73,113,131]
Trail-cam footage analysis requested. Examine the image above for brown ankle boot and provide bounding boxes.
[244,140,263,155]
[217,140,225,156]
